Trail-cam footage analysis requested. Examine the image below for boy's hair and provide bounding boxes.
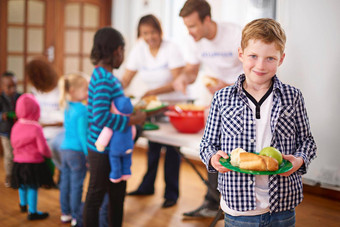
[137,14,162,38]
[241,18,286,55]
[59,73,89,108]
[179,0,211,22]
[90,27,125,67]
[25,58,59,92]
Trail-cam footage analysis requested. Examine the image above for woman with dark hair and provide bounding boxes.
[82,27,146,227]
[121,14,186,208]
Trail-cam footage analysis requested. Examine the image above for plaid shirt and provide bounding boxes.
[200,74,317,213]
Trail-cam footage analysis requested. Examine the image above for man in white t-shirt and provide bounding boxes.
[174,0,243,218]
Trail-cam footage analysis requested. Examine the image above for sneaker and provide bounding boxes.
[60,214,72,223]
[183,204,219,218]
[71,218,77,227]
[4,176,10,188]
[27,212,49,220]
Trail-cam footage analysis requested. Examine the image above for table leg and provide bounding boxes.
[177,150,223,226]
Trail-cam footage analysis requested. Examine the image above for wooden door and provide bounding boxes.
[0,0,111,92]
[55,0,111,78]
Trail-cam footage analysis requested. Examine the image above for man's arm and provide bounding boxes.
[173,63,200,94]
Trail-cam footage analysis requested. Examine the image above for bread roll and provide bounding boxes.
[239,153,267,171]
[233,152,279,171]
[203,76,219,87]
[260,155,279,171]
[230,148,246,167]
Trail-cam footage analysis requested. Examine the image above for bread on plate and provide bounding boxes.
[230,148,279,171]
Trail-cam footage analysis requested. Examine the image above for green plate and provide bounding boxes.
[219,156,293,175]
[143,122,159,130]
[140,103,168,112]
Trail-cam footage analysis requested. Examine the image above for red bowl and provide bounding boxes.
[165,111,205,133]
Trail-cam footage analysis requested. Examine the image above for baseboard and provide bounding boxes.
[303,183,340,201]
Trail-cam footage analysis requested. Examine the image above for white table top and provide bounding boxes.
[141,122,204,159]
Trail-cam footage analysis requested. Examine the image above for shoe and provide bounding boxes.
[27,212,49,220]
[4,176,11,187]
[71,218,77,227]
[162,199,176,208]
[127,190,154,196]
[60,214,72,223]
[183,204,219,218]
[19,204,27,213]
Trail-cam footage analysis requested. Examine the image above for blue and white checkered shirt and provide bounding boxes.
[200,74,317,213]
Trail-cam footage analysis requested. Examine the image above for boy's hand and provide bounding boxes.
[210,150,231,173]
[278,154,304,177]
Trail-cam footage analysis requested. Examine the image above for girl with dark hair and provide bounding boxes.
[82,27,146,227]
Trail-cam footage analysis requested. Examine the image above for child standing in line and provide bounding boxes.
[0,71,21,187]
[201,18,317,226]
[59,73,89,227]
[10,93,54,220]
[82,27,146,227]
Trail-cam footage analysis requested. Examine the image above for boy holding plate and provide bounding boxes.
[200,18,317,226]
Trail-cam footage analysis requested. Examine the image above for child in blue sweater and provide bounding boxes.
[59,73,89,227]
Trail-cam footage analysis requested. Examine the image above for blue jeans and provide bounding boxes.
[60,149,87,220]
[224,209,295,227]
[49,130,65,169]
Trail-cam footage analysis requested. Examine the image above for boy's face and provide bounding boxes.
[238,39,285,87]
[183,11,209,42]
[1,76,17,97]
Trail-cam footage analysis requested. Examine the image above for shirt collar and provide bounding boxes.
[233,74,284,96]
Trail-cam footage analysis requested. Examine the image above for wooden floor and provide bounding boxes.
[0,147,339,227]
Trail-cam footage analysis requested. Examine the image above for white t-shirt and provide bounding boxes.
[185,22,243,84]
[31,87,64,140]
[221,92,273,216]
[126,39,187,101]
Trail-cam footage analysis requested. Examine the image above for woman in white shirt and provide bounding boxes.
[122,14,184,208]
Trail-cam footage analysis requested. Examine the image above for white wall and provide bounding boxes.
[277,0,340,188]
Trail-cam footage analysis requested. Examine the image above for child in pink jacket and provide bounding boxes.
[10,93,54,220]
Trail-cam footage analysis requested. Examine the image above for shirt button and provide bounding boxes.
[248,180,253,185]
[250,138,255,143]
[249,120,253,124]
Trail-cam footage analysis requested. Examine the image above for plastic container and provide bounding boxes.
[164,110,205,133]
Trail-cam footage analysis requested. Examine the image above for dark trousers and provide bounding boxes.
[83,150,126,227]
[204,172,220,209]
[137,141,181,201]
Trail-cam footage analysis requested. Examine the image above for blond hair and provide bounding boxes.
[59,72,89,108]
[241,18,286,55]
